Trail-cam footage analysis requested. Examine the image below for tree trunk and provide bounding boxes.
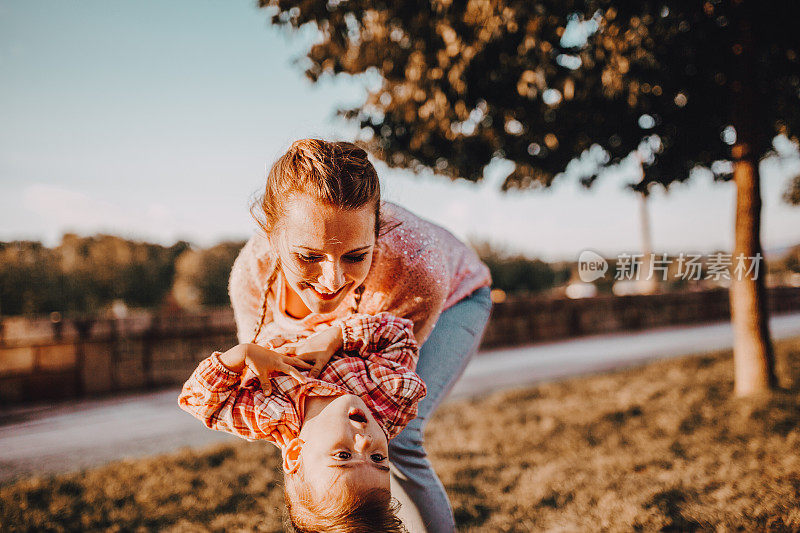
[635,154,657,294]
[729,0,776,396]
[730,155,777,396]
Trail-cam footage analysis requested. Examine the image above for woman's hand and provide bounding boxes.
[218,343,312,394]
[270,325,343,378]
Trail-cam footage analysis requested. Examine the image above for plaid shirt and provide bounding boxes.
[178,312,426,448]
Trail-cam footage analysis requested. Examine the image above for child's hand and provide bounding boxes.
[270,325,343,378]
[264,334,301,351]
[242,343,312,394]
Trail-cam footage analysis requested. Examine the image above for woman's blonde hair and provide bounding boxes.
[251,139,384,238]
[249,139,398,342]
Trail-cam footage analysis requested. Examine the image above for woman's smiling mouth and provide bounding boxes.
[307,283,348,301]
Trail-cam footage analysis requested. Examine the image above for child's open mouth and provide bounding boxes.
[348,407,367,424]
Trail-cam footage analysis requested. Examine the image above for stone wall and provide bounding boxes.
[0,310,237,404]
[480,287,800,348]
[2,287,799,404]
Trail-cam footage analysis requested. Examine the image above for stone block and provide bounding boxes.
[1,317,53,345]
[38,345,77,371]
[83,342,114,394]
[0,347,35,375]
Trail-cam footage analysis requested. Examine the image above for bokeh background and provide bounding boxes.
[2,1,799,257]
[2,1,800,531]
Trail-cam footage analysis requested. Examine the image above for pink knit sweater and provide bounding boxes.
[228,201,492,346]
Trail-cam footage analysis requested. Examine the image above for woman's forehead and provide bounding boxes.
[280,196,376,248]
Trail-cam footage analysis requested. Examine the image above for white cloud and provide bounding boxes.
[13,183,258,247]
[21,184,176,244]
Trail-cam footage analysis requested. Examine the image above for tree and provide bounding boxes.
[171,242,246,309]
[471,240,569,295]
[261,0,800,395]
[0,235,189,316]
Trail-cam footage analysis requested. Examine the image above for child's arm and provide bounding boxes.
[327,312,428,439]
[338,312,421,371]
[177,344,310,441]
[271,312,420,377]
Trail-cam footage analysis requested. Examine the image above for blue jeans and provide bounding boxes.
[389,286,493,533]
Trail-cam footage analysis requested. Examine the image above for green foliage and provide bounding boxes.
[261,0,800,191]
[173,242,246,308]
[0,235,189,317]
[195,243,246,306]
[774,245,800,275]
[471,240,569,294]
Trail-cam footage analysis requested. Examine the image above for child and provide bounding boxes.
[179,311,426,531]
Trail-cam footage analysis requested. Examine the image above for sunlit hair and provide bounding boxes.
[249,138,400,342]
[283,467,406,533]
[251,138,387,240]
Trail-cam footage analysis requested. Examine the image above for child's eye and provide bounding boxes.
[344,253,368,263]
[370,453,386,462]
[335,451,351,460]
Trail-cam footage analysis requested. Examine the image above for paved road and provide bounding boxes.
[1,312,798,483]
[452,311,800,399]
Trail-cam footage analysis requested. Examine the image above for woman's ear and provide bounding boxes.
[282,437,304,474]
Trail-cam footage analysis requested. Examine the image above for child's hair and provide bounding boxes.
[250,138,399,342]
[283,468,406,532]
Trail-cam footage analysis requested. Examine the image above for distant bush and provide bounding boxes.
[776,245,800,274]
[470,240,570,295]
[0,235,190,316]
[172,242,246,310]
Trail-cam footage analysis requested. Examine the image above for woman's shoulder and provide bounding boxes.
[377,201,479,272]
[379,201,465,255]
[369,202,460,290]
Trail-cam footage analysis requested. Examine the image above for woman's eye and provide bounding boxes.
[297,253,322,263]
[344,253,368,263]
[335,451,351,460]
[296,253,367,263]
[370,453,386,462]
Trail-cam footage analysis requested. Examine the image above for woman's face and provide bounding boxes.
[271,194,376,315]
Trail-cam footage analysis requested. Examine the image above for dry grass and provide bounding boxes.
[2,338,800,532]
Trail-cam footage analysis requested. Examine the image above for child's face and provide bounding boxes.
[284,394,390,497]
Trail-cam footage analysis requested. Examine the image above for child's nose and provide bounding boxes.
[353,433,372,453]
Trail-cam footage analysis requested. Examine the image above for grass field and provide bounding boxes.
[2,338,799,532]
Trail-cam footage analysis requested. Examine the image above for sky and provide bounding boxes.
[2,0,800,262]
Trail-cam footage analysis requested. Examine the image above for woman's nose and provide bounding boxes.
[319,261,344,291]
[353,433,372,453]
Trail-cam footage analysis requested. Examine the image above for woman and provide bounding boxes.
[228,138,492,532]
